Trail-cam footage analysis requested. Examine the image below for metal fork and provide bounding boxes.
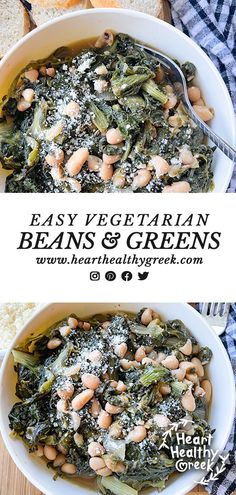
[200,303,230,335]
[136,43,236,163]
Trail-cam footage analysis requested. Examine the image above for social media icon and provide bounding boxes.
[138,272,149,281]
[90,271,100,281]
[121,271,133,281]
[105,271,116,281]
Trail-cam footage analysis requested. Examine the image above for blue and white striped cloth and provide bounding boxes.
[197,304,236,495]
[169,0,236,191]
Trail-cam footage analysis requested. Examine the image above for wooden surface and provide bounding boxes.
[1,433,234,495]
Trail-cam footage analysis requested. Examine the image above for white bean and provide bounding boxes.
[195,98,205,106]
[68,317,79,329]
[89,457,106,471]
[81,373,101,390]
[162,181,191,193]
[201,380,212,403]
[88,155,102,172]
[66,177,82,192]
[46,67,55,77]
[105,403,123,415]
[116,380,127,392]
[72,389,94,410]
[194,385,206,398]
[44,445,57,461]
[164,95,177,109]
[57,382,74,400]
[193,105,214,122]
[57,399,68,414]
[74,433,84,447]
[102,153,121,165]
[149,155,170,177]
[66,148,89,176]
[181,389,196,412]
[135,347,146,362]
[88,350,102,362]
[71,411,81,431]
[22,88,35,103]
[159,384,171,395]
[186,373,199,385]
[90,398,101,418]
[100,162,114,181]
[59,325,72,337]
[120,359,140,370]
[61,463,77,475]
[94,79,108,93]
[188,86,201,103]
[179,148,194,166]
[126,426,146,443]
[96,467,113,476]
[53,454,66,467]
[47,338,61,350]
[114,342,127,358]
[179,339,192,356]
[98,410,112,429]
[63,101,80,118]
[106,128,124,145]
[17,98,31,112]
[191,357,204,377]
[109,421,122,438]
[112,169,126,188]
[161,356,179,370]
[47,148,65,167]
[132,169,152,190]
[171,368,186,381]
[88,441,105,457]
[50,166,64,181]
[141,308,153,326]
[95,64,108,76]
[25,69,39,82]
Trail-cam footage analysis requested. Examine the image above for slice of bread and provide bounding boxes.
[31,0,91,25]
[90,0,171,21]
[119,0,167,18]
[0,0,31,56]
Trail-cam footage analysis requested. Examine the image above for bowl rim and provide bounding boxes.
[0,302,235,495]
[0,8,235,193]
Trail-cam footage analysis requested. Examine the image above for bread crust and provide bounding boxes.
[30,0,83,7]
[90,0,121,7]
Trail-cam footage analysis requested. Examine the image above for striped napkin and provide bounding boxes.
[197,304,236,494]
[169,0,236,191]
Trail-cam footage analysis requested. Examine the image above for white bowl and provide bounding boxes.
[0,9,235,192]
[0,302,235,495]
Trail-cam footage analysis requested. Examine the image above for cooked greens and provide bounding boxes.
[9,309,213,494]
[1,32,214,193]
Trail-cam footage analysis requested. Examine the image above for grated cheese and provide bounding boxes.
[0,303,38,350]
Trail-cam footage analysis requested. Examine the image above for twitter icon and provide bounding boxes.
[138,272,149,281]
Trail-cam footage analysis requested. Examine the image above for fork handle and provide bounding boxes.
[187,108,236,162]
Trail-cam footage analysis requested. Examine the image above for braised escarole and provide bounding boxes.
[9,309,213,494]
[1,32,214,193]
